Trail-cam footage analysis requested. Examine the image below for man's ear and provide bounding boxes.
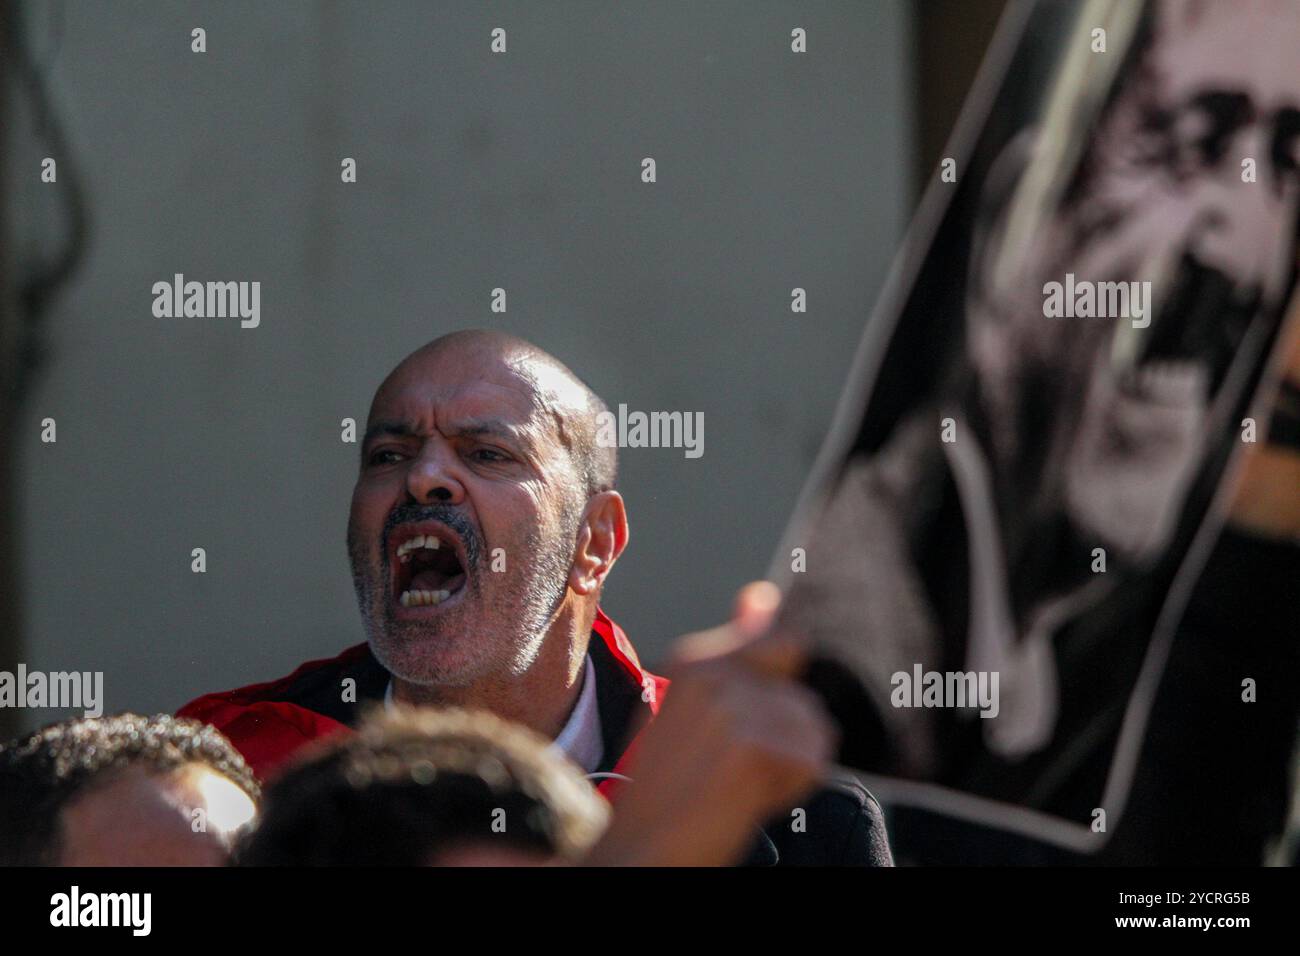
[570,491,628,596]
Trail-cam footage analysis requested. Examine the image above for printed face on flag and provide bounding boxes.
[775,0,1300,855]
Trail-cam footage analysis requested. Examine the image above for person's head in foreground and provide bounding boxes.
[347,328,626,739]
[0,713,260,866]
[238,706,609,866]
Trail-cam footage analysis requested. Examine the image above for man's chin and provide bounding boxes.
[370,638,485,690]
[366,611,491,690]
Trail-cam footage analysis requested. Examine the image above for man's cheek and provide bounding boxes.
[350,481,393,533]
[347,517,383,575]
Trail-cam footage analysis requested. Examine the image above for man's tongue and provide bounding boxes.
[410,567,449,591]
[400,540,468,597]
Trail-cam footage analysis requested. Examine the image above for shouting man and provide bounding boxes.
[179,329,890,865]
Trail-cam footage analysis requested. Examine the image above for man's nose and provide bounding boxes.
[405,443,466,506]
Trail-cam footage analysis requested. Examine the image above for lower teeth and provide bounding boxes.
[400,589,451,607]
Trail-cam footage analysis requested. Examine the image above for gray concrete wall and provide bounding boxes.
[5,0,914,729]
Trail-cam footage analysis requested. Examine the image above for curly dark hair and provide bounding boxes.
[0,712,260,865]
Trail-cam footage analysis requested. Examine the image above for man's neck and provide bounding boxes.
[390,607,592,741]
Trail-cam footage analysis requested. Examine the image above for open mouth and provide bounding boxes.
[389,525,469,609]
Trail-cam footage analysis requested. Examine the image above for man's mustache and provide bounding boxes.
[381,503,482,570]
[1140,247,1264,378]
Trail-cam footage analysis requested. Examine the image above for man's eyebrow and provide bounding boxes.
[361,420,419,446]
[446,418,531,446]
[360,417,537,455]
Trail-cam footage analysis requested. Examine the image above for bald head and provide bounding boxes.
[390,330,617,501]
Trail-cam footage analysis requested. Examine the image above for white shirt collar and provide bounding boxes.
[383,653,604,773]
[550,654,604,773]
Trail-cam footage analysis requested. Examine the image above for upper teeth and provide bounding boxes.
[396,534,441,562]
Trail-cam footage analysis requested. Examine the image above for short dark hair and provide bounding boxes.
[0,712,261,865]
[575,386,618,497]
[238,706,608,866]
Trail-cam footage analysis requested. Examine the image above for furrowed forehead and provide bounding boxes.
[372,345,534,415]
[364,344,580,453]
[1149,3,1300,101]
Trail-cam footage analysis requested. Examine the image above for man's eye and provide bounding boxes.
[368,449,406,466]
[471,448,508,463]
[1187,91,1253,166]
